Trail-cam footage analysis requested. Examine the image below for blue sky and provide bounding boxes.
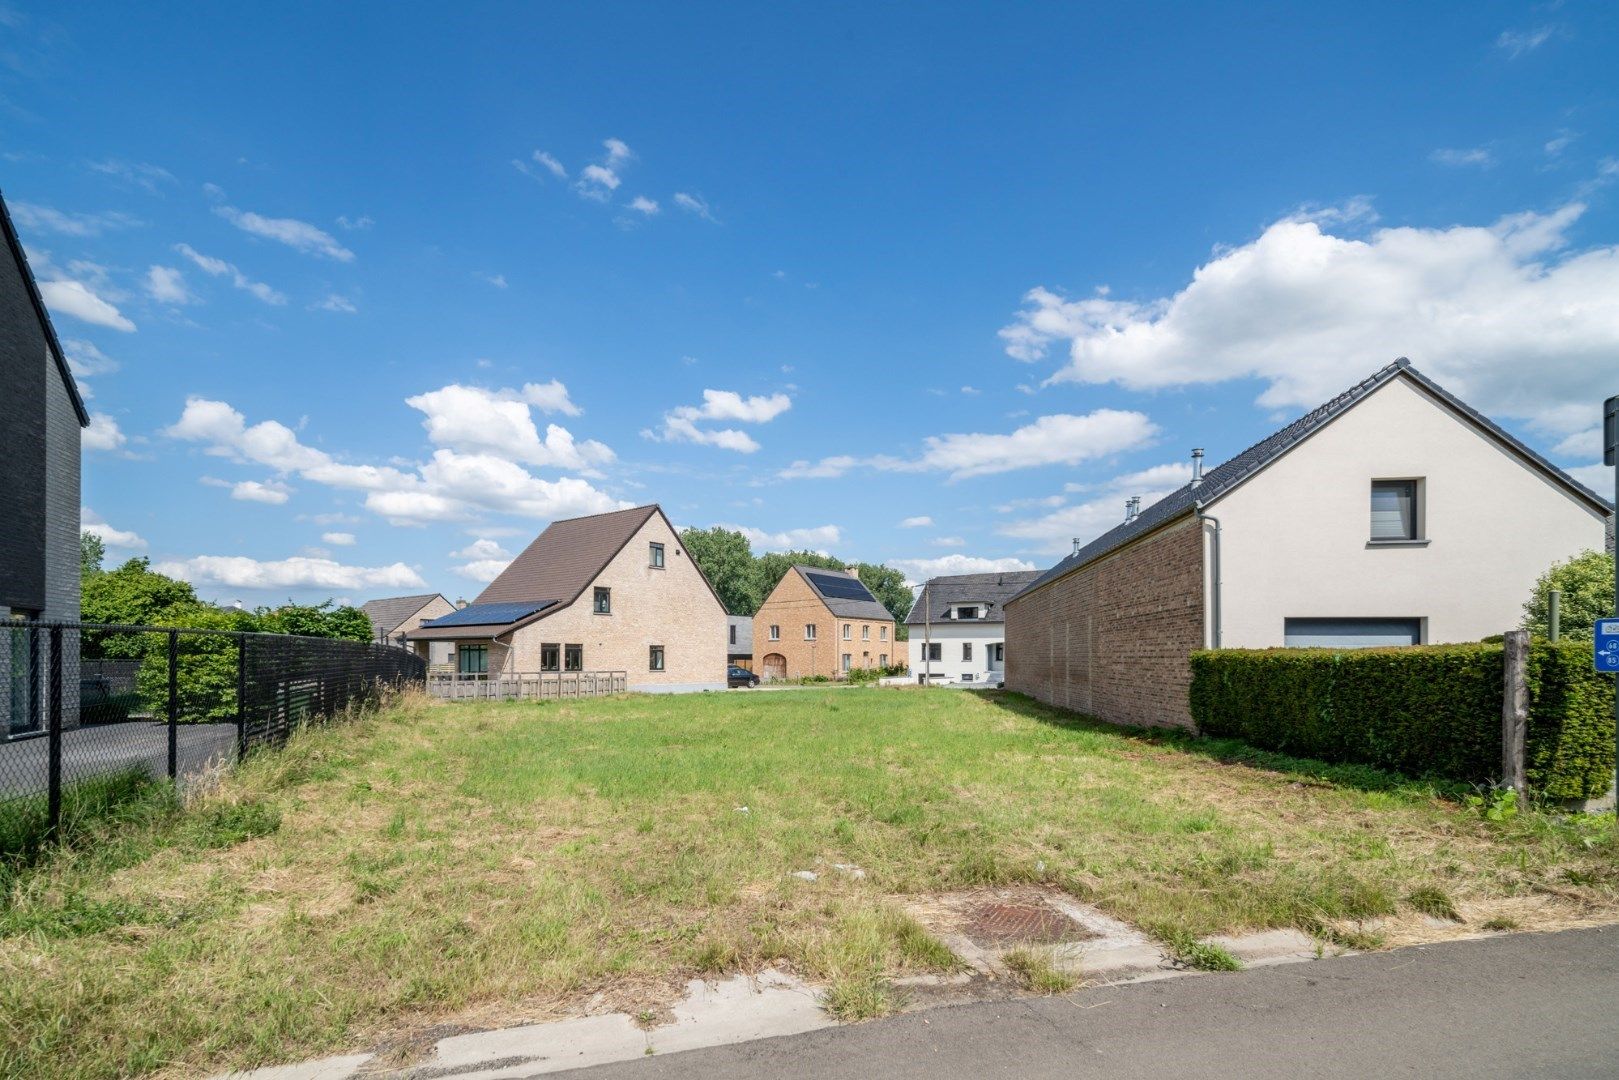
[4,1,1616,606]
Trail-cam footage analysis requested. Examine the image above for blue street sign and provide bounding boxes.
[1597,619,1619,673]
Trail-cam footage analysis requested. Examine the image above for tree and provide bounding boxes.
[256,601,373,641]
[680,527,758,614]
[1523,549,1615,639]
[856,563,913,625]
[80,531,105,577]
[751,550,845,612]
[81,557,203,656]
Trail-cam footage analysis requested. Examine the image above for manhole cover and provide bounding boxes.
[964,902,1092,946]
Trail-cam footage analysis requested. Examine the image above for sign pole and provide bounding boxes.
[1604,394,1618,810]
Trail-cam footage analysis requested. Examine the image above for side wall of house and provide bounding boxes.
[1214,377,1610,647]
[506,514,727,690]
[906,622,1007,683]
[0,244,48,617]
[44,354,81,624]
[1005,517,1204,729]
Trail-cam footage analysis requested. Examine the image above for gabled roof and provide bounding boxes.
[905,570,1042,626]
[0,189,90,427]
[476,504,661,608]
[794,565,893,621]
[359,593,448,636]
[1011,359,1614,603]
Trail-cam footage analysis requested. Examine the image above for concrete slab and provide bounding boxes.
[1209,929,1322,968]
[220,1052,375,1080]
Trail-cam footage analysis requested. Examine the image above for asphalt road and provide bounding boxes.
[0,721,236,798]
[550,927,1619,1080]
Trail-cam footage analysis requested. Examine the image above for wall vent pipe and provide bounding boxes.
[1190,447,1205,488]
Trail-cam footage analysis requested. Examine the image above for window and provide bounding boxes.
[649,645,665,671]
[649,542,665,568]
[925,642,942,662]
[880,626,888,641]
[540,643,560,672]
[1283,618,1421,648]
[457,645,487,674]
[1370,480,1420,541]
[729,624,737,645]
[841,653,852,672]
[958,606,979,620]
[862,624,870,640]
[593,587,612,614]
[769,624,781,641]
[564,644,583,671]
[879,653,887,666]
[962,642,973,662]
[805,624,817,641]
[842,623,851,640]
[991,643,1004,663]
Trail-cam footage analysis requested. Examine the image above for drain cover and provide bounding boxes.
[965,902,1091,946]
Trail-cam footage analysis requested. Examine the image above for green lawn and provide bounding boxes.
[2,687,1615,1078]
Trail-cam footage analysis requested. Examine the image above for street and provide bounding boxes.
[548,927,1619,1080]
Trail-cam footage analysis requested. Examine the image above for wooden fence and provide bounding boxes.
[426,671,629,701]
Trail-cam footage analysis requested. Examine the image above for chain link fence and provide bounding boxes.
[2,621,425,841]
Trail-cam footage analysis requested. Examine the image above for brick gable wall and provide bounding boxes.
[752,569,895,680]
[1005,516,1204,729]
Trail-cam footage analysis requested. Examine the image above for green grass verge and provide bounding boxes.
[1003,948,1075,993]
[2,688,1614,1078]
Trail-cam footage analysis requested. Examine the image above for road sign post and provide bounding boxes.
[1604,394,1617,808]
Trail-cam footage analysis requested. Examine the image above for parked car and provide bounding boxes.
[728,665,760,688]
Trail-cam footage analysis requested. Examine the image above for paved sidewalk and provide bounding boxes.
[547,927,1619,1080]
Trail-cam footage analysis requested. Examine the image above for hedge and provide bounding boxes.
[1188,640,1615,799]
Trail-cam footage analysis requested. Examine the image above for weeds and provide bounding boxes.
[1003,948,1075,993]
[1154,927,1243,971]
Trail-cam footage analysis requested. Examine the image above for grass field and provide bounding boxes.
[2,687,1616,1078]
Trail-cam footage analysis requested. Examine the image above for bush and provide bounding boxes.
[1188,639,1614,800]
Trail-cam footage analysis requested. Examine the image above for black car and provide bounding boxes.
[728,665,761,688]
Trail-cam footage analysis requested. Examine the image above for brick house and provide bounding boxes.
[360,593,455,667]
[406,505,727,691]
[752,566,896,681]
[2,191,90,737]
[1005,359,1612,730]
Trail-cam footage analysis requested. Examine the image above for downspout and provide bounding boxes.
[1195,504,1222,650]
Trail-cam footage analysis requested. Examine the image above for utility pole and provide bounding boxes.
[924,582,932,685]
[1604,394,1618,807]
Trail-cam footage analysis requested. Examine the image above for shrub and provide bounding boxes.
[1188,639,1614,800]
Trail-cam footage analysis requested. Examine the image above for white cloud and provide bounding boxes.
[88,159,174,192]
[1545,132,1578,157]
[603,138,633,167]
[81,508,146,550]
[335,214,373,230]
[10,202,140,237]
[1431,147,1495,168]
[1064,461,1194,494]
[629,195,660,216]
[214,205,355,261]
[477,272,508,289]
[725,524,842,552]
[231,479,292,504]
[322,531,356,546]
[168,396,628,527]
[998,201,1619,445]
[314,293,357,313]
[899,516,933,528]
[535,151,567,179]
[82,412,126,451]
[1000,463,1193,555]
[450,538,513,581]
[154,555,425,591]
[577,164,621,198]
[648,389,792,453]
[174,243,285,305]
[404,383,607,470]
[673,192,716,221]
[779,456,857,480]
[910,410,1158,479]
[39,279,135,331]
[144,265,193,305]
[1565,463,1613,494]
[1497,25,1556,58]
[930,536,966,547]
[888,554,1037,585]
[63,338,118,378]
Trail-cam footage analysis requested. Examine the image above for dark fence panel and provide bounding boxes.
[1,621,425,842]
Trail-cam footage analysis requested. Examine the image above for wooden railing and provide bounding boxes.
[425,670,629,701]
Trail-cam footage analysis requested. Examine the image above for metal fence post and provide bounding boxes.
[166,629,179,781]
[47,626,63,840]
[236,634,248,759]
[1502,629,1529,799]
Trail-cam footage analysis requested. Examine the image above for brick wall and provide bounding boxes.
[752,569,895,680]
[1005,516,1204,729]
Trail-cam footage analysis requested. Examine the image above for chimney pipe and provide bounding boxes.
[456,597,468,609]
[1125,495,1141,522]
[1072,536,1082,556]
[1123,499,1134,523]
[1190,447,1205,488]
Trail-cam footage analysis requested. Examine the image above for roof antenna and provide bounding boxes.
[1190,447,1205,489]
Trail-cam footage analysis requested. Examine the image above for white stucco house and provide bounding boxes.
[1006,358,1613,729]
[905,571,1041,685]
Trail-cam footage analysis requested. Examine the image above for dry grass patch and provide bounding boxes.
[2,687,1615,1078]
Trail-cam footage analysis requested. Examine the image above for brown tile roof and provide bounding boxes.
[359,593,446,636]
[475,504,661,608]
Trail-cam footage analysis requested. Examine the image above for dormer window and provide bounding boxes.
[957,606,979,620]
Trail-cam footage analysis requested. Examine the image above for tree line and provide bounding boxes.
[678,526,913,634]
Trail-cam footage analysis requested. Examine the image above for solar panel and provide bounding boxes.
[421,600,556,627]
[805,572,875,601]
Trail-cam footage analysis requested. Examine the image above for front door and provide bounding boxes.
[762,653,787,681]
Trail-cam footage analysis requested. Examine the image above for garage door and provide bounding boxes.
[1283,618,1421,648]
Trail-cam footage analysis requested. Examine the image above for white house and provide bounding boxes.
[1006,359,1613,729]
[906,571,1041,685]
